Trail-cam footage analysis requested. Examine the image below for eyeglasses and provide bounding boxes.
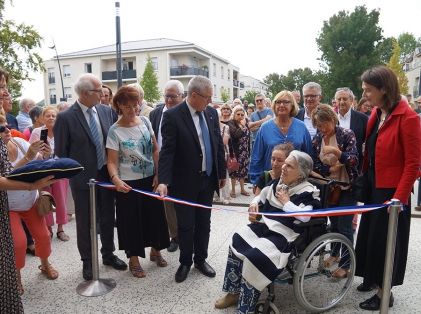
[89,89,103,94]
[303,94,320,99]
[194,91,212,102]
[274,100,291,105]
[164,94,181,100]
[0,125,11,132]
[255,99,264,103]
[236,113,245,116]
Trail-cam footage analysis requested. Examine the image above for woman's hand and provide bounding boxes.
[114,178,132,193]
[26,140,44,160]
[276,187,289,205]
[41,142,52,159]
[31,175,57,190]
[152,174,159,192]
[248,203,259,222]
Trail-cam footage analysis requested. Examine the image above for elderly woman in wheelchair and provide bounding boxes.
[215,150,322,313]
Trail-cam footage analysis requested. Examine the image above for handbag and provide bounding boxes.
[227,139,240,172]
[352,173,369,203]
[36,191,56,216]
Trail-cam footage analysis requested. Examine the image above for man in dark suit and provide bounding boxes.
[150,80,184,253]
[54,74,127,280]
[156,75,226,283]
[335,88,368,171]
[296,82,322,139]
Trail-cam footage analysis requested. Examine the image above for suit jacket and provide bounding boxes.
[349,109,368,169]
[158,101,226,197]
[149,103,165,135]
[54,102,117,190]
[296,108,305,121]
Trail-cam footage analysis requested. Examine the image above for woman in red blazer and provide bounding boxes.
[355,66,421,311]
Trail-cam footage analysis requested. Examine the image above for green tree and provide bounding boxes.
[0,0,44,98]
[140,56,160,103]
[316,5,383,100]
[377,37,395,64]
[398,32,420,62]
[220,87,230,102]
[387,39,408,94]
[264,73,285,99]
[242,90,260,105]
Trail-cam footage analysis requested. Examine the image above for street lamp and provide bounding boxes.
[115,2,122,88]
[49,40,66,102]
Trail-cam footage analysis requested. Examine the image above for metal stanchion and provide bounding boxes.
[380,199,401,313]
[76,179,116,296]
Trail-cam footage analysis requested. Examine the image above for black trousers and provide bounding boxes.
[174,175,215,266]
[71,166,116,262]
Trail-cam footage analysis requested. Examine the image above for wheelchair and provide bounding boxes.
[255,179,356,313]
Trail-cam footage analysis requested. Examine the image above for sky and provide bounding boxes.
[4,0,421,101]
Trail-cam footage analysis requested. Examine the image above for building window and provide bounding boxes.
[213,84,217,97]
[151,57,158,71]
[63,65,71,78]
[84,63,92,73]
[213,63,216,77]
[123,60,134,71]
[227,69,230,80]
[64,87,72,100]
[48,68,55,84]
[49,89,57,105]
[221,66,224,79]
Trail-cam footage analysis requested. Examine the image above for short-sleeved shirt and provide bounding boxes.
[250,108,273,136]
[106,117,155,180]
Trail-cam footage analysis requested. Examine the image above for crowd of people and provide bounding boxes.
[0,65,420,314]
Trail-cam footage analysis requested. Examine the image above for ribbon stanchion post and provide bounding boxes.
[76,179,116,297]
[380,199,401,313]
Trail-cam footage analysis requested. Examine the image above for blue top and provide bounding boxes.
[250,108,273,137]
[249,118,312,184]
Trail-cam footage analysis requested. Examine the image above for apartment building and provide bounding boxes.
[43,38,242,104]
[403,47,421,98]
[239,74,268,98]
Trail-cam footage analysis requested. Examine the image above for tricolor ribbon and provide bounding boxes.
[96,181,390,217]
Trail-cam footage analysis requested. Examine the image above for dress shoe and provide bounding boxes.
[194,261,216,278]
[167,238,179,253]
[82,261,93,281]
[357,282,376,292]
[175,265,191,283]
[359,293,394,311]
[103,255,128,270]
[214,293,239,309]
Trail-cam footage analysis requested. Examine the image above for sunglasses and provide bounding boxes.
[0,125,11,132]
[255,99,264,102]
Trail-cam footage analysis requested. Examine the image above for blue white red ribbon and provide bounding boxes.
[96,181,389,217]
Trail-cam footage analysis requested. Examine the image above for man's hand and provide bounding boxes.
[219,179,226,189]
[156,184,168,197]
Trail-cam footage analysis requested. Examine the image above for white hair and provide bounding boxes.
[165,80,184,95]
[289,150,313,180]
[302,82,322,95]
[187,75,212,96]
[19,98,35,110]
[74,73,100,96]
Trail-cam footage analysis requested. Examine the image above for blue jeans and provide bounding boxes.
[222,248,261,314]
[330,189,355,269]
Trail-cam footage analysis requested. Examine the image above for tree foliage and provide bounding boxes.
[242,90,259,105]
[398,33,421,62]
[140,56,160,103]
[0,1,44,98]
[316,5,383,100]
[220,87,230,102]
[387,39,408,94]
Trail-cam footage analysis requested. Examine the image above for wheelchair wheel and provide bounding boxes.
[293,233,355,312]
[255,300,280,314]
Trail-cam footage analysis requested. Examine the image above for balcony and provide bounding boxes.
[170,66,209,77]
[102,69,137,81]
[50,97,57,105]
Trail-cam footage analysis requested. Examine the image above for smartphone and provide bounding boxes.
[40,128,48,144]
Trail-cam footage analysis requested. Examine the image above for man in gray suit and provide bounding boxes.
[54,74,127,280]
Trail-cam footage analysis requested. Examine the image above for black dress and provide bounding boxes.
[355,117,411,287]
[0,139,24,313]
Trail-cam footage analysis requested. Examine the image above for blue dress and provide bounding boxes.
[249,118,312,184]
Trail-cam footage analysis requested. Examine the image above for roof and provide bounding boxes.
[56,38,230,63]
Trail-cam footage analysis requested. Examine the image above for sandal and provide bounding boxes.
[323,256,340,268]
[150,252,168,267]
[129,261,146,278]
[240,191,250,196]
[57,231,70,242]
[38,264,59,280]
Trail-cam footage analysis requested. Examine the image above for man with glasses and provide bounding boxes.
[296,82,322,138]
[335,87,368,171]
[54,73,127,281]
[249,93,273,147]
[156,75,226,283]
[150,80,184,253]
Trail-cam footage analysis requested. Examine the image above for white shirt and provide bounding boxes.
[338,108,352,130]
[186,101,208,172]
[157,105,168,149]
[77,101,107,166]
[7,138,38,211]
[303,109,317,139]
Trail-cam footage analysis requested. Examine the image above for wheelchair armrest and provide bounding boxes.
[295,218,327,228]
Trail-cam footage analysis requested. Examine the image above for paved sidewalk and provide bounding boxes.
[20,200,421,313]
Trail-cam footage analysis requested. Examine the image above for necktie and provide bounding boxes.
[87,107,104,170]
[197,111,213,176]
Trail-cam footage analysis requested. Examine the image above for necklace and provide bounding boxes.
[275,118,291,133]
